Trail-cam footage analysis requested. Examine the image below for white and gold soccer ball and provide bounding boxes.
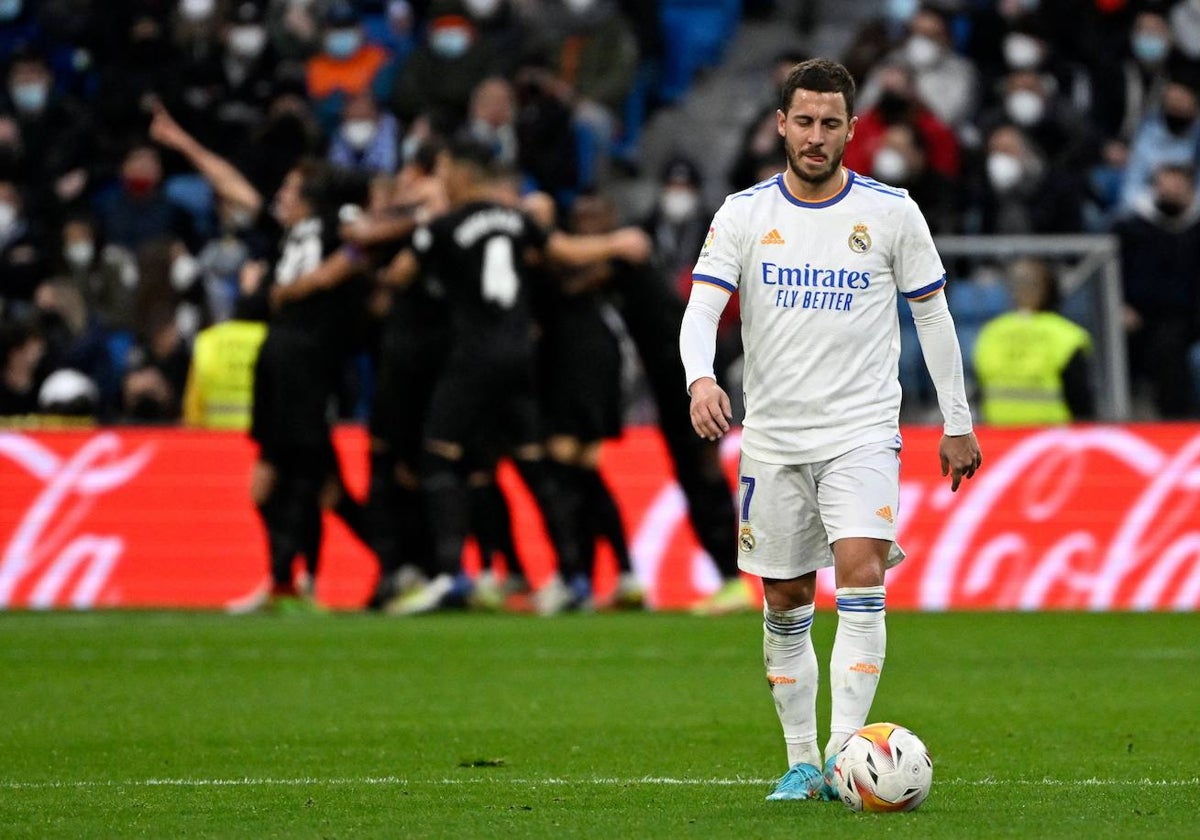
[832,722,933,812]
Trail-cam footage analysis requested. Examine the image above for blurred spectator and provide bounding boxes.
[2,46,94,214]
[1115,162,1200,419]
[839,0,915,84]
[96,142,200,252]
[1119,79,1200,212]
[512,62,578,200]
[0,318,45,417]
[467,76,518,168]
[306,1,396,129]
[973,257,1093,426]
[971,123,1084,235]
[978,69,1099,170]
[841,60,959,180]
[32,279,117,415]
[328,90,401,174]
[122,305,192,422]
[645,155,709,282]
[0,178,50,314]
[210,1,285,156]
[389,5,495,132]
[266,0,323,61]
[867,122,957,234]
[728,49,807,192]
[54,212,138,333]
[524,0,640,185]
[463,0,529,76]
[1090,10,1175,142]
[37,368,100,419]
[859,5,979,131]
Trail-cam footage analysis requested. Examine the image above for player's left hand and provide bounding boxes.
[940,431,982,492]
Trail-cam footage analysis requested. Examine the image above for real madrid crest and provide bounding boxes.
[739,524,756,552]
[848,222,871,254]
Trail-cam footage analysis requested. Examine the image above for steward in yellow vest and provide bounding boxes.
[183,319,268,430]
[973,258,1093,426]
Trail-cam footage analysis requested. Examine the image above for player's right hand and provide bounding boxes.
[689,377,732,441]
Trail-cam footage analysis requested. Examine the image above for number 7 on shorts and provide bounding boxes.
[739,475,755,522]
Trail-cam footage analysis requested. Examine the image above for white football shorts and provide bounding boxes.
[735,441,906,580]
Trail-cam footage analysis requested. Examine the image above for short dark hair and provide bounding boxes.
[778,58,856,117]
[447,135,500,176]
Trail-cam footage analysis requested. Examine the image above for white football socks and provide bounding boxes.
[763,604,821,769]
[825,586,886,762]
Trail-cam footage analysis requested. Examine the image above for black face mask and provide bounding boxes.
[877,91,911,124]
[1155,197,1186,218]
[1164,112,1195,136]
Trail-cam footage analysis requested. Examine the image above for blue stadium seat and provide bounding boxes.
[164,174,216,240]
[658,0,743,103]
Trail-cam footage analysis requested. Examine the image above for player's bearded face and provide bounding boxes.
[778,89,856,188]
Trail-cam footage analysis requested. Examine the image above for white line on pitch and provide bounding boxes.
[2,776,1198,791]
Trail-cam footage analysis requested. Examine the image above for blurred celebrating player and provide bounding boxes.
[680,59,981,801]
[381,138,651,615]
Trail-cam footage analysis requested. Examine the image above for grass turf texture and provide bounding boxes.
[1,611,1197,839]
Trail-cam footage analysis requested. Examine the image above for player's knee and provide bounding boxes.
[763,575,816,610]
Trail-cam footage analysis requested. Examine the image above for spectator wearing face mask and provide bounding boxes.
[859,5,979,131]
[389,5,496,133]
[1089,10,1178,144]
[31,279,115,418]
[1120,79,1200,213]
[644,156,710,282]
[329,91,401,174]
[1,47,94,215]
[96,142,200,253]
[977,69,1100,171]
[0,178,50,315]
[1115,162,1200,418]
[972,123,1084,235]
[462,0,530,76]
[306,2,397,129]
[868,123,957,234]
[55,212,138,334]
[210,1,283,157]
[841,60,959,180]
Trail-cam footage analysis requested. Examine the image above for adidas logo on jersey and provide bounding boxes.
[875,505,894,524]
[760,229,785,245]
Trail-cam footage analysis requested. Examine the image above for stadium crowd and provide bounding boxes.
[3,0,1200,608]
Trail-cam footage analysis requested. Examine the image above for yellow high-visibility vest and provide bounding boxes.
[183,320,268,430]
[973,311,1092,426]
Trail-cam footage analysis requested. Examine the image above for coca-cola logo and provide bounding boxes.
[0,432,155,608]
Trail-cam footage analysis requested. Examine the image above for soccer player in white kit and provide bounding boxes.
[680,58,982,801]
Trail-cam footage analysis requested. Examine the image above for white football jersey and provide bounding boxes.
[693,169,946,464]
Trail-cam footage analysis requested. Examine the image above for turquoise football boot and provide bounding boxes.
[765,763,827,801]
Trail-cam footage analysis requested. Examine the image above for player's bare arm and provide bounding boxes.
[939,431,982,492]
[544,227,652,267]
[688,376,733,441]
[271,247,366,307]
[378,248,419,289]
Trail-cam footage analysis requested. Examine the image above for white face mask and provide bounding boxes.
[872,146,910,183]
[1005,90,1045,127]
[341,119,376,149]
[1003,33,1043,70]
[987,152,1024,193]
[563,0,596,13]
[660,188,699,222]
[180,0,215,22]
[64,240,95,268]
[429,27,471,58]
[229,25,267,59]
[170,253,200,291]
[464,0,501,18]
[905,35,942,69]
[0,200,16,234]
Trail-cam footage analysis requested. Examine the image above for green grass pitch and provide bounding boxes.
[2,610,1198,838]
